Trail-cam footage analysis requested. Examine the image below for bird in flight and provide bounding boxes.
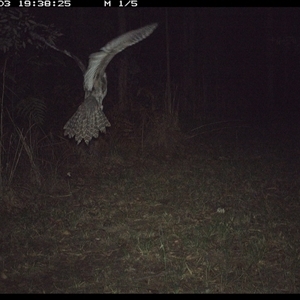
[32,23,158,144]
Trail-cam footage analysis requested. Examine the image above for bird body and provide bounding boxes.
[32,23,158,144]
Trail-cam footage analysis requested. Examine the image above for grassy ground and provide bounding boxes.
[0,130,299,293]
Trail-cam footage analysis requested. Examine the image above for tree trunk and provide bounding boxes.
[117,9,128,112]
[266,8,275,115]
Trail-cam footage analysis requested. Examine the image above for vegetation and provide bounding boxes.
[0,8,299,293]
[0,130,299,293]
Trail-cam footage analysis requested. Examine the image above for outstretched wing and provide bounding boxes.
[84,23,158,92]
[64,23,157,145]
[32,23,158,145]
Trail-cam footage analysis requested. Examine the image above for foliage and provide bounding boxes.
[17,96,47,126]
[0,8,62,198]
[0,8,62,54]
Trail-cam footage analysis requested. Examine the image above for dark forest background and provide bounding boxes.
[1,7,300,190]
[3,7,300,131]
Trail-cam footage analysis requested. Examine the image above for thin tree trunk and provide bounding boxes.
[266,8,274,114]
[0,57,8,196]
[117,9,128,112]
[182,9,197,118]
[165,8,172,115]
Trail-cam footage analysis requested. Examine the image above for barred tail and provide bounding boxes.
[64,96,111,145]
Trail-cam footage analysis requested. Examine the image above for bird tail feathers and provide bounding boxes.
[63,96,111,145]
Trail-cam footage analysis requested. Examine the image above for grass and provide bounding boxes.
[0,131,300,293]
